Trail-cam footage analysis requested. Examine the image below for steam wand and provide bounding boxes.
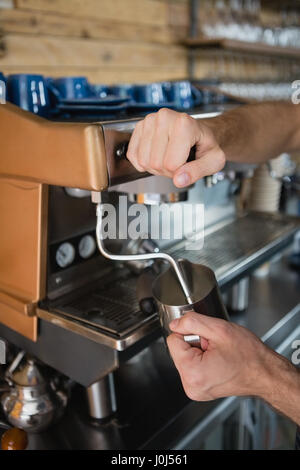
[95,201,193,305]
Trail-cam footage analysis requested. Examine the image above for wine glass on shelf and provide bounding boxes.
[199,0,218,38]
[227,0,244,40]
[214,0,227,38]
[247,0,263,43]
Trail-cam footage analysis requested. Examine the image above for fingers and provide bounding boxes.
[169,311,212,336]
[127,120,146,172]
[167,333,204,373]
[127,109,226,187]
[162,113,198,174]
[127,109,196,177]
[169,311,224,339]
[135,114,156,171]
[148,111,172,177]
[173,147,226,188]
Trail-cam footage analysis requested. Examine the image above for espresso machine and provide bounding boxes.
[0,100,299,449]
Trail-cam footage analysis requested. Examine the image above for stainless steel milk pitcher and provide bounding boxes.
[152,259,229,339]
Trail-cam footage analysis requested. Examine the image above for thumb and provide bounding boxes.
[173,147,226,187]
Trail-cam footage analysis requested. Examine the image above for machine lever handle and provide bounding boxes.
[115,141,196,163]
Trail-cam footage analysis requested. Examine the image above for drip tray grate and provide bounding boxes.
[169,212,300,285]
[55,276,152,337]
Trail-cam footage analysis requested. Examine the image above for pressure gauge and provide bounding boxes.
[56,242,75,268]
[79,235,96,259]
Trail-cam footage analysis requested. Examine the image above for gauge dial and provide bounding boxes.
[55,242,75,268]
[79,235,96,259]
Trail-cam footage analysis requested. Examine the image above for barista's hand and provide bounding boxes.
[167,311,274,401]
[127,109,226,188]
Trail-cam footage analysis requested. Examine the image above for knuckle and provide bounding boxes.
[176,112,192,129]
[164,159,178,173]
[135,155,146,170]
[126,149,134,161]
[137,165,146,173]
[185,372,200,389]
[136,160,147,171]
[166,333,176,350]
[180,314,197,332]
[183,380,201,401]
[135,120,143,131]
[143,113,155,127]
[217,320,232,338]
[157,107,171,120]
[216,149,226,169]
[166,334,171,345]
[184,387,197,401]
[150,159,162,172]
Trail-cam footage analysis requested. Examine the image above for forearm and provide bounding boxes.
[202,102,300,164]
[256,348,300,426]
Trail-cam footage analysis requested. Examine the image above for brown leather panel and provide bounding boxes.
[0,179,48,308]
[0,301,38,341]
[0,291,35,316]
[0,103,108,191]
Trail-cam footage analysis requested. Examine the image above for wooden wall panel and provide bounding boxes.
[0,0,189,84]
[0,34,185,67]
[0,8,175,44]
[14,0,169,26]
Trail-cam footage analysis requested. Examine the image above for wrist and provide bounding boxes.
[200,117,225,150]
[254,347,298,403]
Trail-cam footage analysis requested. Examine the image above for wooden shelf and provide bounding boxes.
[183,37,300,60]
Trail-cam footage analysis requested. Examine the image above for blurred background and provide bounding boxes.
[0,0,299,91]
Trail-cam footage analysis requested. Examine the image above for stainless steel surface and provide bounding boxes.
[128,192,188,205]
[169,212,300,286]
[1,353,67,432]
[0,315,121,387]
[111,175,190,206]
[293,231,300,254]
[228,277,250,312]
[152,259,229,338]
[86,374,116,420]
[121,237,159,274]
[64,188,91,199]
[183,335,202,346]
[53,274,153,337]
[38,306,159,351]
[96,201,193,304]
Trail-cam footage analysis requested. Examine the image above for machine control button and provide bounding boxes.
[79,235,96,259]
[56,242,75,268]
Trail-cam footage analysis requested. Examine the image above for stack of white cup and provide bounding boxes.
[249,159,283,213]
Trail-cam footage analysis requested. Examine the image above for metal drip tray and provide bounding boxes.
[169,212,300,287]
[53,276,154,337]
